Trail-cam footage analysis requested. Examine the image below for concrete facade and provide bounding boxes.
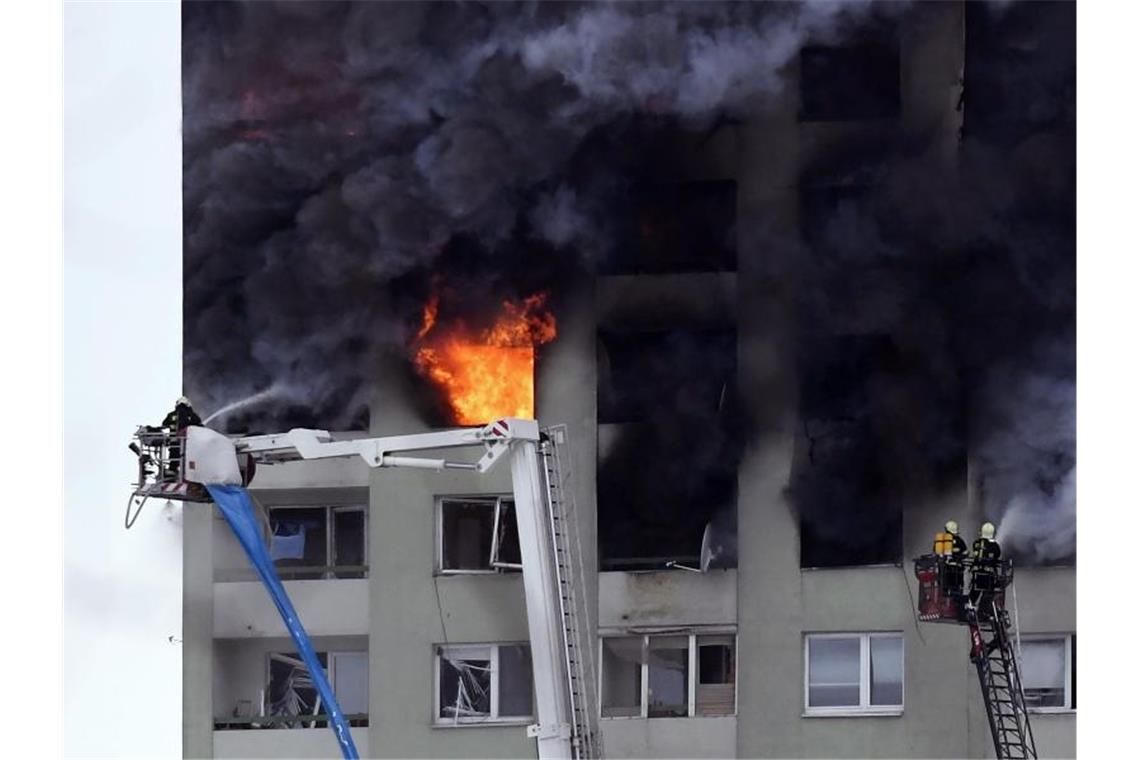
[185,4,1075,758]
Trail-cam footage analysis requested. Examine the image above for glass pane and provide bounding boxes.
[439,648,492,719]
[602,637,643,717]
[1022,639,1066,708]
[333,509,365,577]
[495,500,522,567]
[441,499,495,570]
[332,652,369,715]
[648,636,688,718]
[870,636,903,706]
[808,637,860,707]
[269,507,327,579]
[498,645,533,717]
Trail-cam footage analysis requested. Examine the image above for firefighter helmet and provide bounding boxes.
[176,395,192,407]
[980,521,996,540]
[945,520,959,535]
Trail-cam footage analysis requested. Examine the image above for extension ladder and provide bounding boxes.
[540,426,604,759]
[969,598,1038,760]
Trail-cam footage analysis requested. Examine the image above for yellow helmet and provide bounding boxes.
[980,522,996,540]
[945,520,959,535]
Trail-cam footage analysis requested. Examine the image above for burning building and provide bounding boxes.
[181,2,1075,758]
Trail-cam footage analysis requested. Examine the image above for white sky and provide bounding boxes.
[63,2,182,757]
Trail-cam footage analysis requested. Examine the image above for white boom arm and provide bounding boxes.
[189,418,576,760]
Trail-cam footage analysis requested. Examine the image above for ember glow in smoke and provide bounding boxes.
[412,293,556,425]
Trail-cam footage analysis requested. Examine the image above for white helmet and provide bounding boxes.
[980,522,996,540]
[945,520,959,535]
[176,395,192,407]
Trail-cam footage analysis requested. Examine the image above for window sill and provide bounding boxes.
[802,708,903,718]
[600,714,737,721]
[1028,707,1076,715]
[432,718,532,729]
[434,569,521,577]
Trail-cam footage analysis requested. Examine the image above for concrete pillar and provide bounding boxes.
[183,503,214,758]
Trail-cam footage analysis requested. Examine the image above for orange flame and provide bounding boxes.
[413,293,556,425]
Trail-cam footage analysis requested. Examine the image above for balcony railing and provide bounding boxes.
[215,565,369,582]
[214,714,369,730]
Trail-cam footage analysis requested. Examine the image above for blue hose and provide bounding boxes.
[206,484,360,760]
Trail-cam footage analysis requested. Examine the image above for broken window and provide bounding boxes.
[696,635,735,716]
[265,650,368,728]
[604,180,737,275]
[1021,634,1075,711]
[436,644,533,724]
[267,505,367,580]
[597,328,739,570]
[805,633,903,715]
[799,43,900,122]
[599,632,736,719]
[438,496,521,573]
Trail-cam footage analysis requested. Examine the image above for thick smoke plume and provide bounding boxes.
[183,1,1074,564]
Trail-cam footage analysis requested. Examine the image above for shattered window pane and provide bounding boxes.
[647,636,688,718]
[268,652,329,724]
[498,644,534,717]
[493,500,522,567]
[602,637,644,717]
[439,646,492,719]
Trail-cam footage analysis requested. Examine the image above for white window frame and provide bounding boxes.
[1020,633,1075,714]
[803,632,904,717]
[266,504,369,579]
[597,629,738,720]
[435,495,520,575]
[433,642,534,726]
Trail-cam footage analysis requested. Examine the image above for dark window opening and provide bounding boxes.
[697,636,736,716]
[793,336,904,568]
[439,497,521,572]
[597,329,739,570]
[800,43,900,122]
[604,180,737,275]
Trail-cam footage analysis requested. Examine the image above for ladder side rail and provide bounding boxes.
[993,600,1037,759]
[551,428,602,758]
[540,443,582,756]
[509,439,574,760]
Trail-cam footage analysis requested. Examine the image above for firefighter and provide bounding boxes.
[935,520,969,596]
[161,396,202,479]
[969,521,1001,607]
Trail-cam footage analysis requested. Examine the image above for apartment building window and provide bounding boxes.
[1021,634,1076,712]
[600,633,736,719]
[268,505,368,580]
[435,643,533,724]
[265,650,369,728]
[799,43,900,122]
[804,633,903,715]
[437,496,521,573]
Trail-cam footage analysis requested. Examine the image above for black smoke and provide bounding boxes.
[182,1,1075,564]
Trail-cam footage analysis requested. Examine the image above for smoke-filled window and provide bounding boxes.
[603,180,737,275]
[597,328,739,570]
[792,336,904,569]
[799,43,900,122]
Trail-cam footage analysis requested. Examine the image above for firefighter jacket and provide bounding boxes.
[972,537,1001,563]
[163,403,203,432]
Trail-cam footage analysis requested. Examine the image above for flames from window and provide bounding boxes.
[412,292,556,425]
